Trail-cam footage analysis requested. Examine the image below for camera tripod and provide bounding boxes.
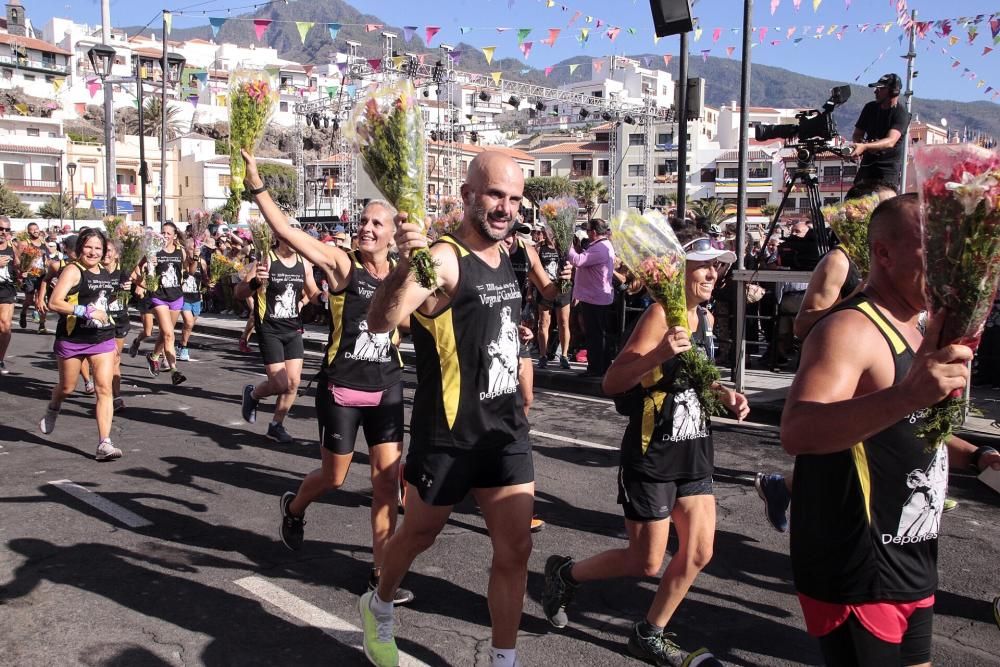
[759,142,842,261]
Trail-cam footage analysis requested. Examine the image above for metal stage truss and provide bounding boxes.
[293,33,675,219]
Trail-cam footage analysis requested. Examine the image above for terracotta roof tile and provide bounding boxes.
[0,143,62,155]
[0,33,71,56]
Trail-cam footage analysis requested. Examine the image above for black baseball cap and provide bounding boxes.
[868,73,901,92]
[510,222,531,235]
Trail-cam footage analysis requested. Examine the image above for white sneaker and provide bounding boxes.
[96,439,122,461]
[0,360,8,375]
[39,408,59,434]
[84,379,95,394]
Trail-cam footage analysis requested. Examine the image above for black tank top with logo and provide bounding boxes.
[507,238,532,308]
[106,261,129,337]
[620,307,715,481]
[791,294,945,604]
[254,250,305,333]
[46,258,66,302]
[410,234,530,449]
[321,251,402,391]
[55,262,117,343]
[0,245,14,299]
[835,246,863,300]
[536,245,561,281]
[153,247,184,301]
[182,266,204,304]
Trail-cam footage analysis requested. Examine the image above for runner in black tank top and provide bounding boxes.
[177,244,208,363]
[541,230,746,664]
[0,225,16,374]
[236,238,316,444]
[103,244,131,412]
[357,151,569,667]
[142,223,187,385]
[781,194,989,665]
[39,228,123,461]
[239,161,414,604]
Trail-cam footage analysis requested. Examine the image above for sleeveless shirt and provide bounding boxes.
[152,247,184,301]
[507,238,532,309]
[321,251,402,391]
[791,294,946,604]
[106,261,129,336]
[0,245,15,296]
[182,266,204,303]
[254,250,305,332]
[55,263,117,343]
[410,234,529,449]
[620,307,715,481]
[834,247,863,300]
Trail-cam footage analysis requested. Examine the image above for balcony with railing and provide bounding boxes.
[1,177,60,193]
[0,55,69,75]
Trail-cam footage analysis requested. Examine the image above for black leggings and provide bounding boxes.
[818,607,933,666]
[315,381,404,455]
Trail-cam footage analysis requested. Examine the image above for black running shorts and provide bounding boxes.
[617,469,714,522]
[257,326,304,365]
[818,606,933,667]
[114,317,130,340]
[317,381,404,455]
[0,285,14,304]
[404,440,534,506]
[22,276,42,294]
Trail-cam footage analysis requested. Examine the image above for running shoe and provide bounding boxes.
[241,384,258,424]
[39,408,59,434]
[19,308,26,329]
[146,352,161,378]
[171,369,187,386]
[0,360,8,375]
[238,338,252,354]
[84,379,95,394]
[537,356,548,369]
[754,472,790,533]
[37,325,48,335]
[942,497,959,513]
[128,338,141,358]
[627,624,688,667]
[530,516,546,533]
[113,397,125,412]
[368,569,415,606]
[177,347,190,362]
[542,554,577,628]
[267,421,294,444]
[358,590,398,667]
[95,438,123,462]
[559,355,571,369]
[279,492,305,551]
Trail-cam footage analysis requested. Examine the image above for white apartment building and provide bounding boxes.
[0,12,71,105]
[0,115,66,213]
[560,56,675,111]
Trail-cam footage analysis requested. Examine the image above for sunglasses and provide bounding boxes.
[682,237,714,253]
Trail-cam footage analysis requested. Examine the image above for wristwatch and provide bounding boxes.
[970,445,998,471]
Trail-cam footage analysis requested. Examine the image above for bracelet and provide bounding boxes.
[248,184,267,196]
[970,445,998,471]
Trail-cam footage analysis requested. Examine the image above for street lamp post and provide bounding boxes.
[159,48,186,224]
[311,179,321,217]
[66,162,77,231]
[136,55,155,225]
[87,43,117,217]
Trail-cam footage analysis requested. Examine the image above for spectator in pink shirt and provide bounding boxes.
[566,218,616,377]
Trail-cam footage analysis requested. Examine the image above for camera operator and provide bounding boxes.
[850,73,909,188]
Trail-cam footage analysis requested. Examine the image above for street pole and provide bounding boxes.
[899,9,917,193]
[137,61,148,226]
[70,180,77,231]
[160,10,170,224]
[676,31,688,222]
[101,0,116,216]
[733,0,753,391]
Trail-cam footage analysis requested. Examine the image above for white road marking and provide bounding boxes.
[48,479,153,528]
[233,576,431,667]
[536,389,612,405]
[530,430,618,451]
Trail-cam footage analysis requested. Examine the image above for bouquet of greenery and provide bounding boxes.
[141,229,165,293]
[187,210,209,250]
[539,195,579,293]
[249,219,273,287]
[914,143,1000,445]
[821,193,881,277]
[227,70,278,219]
[611,209,724,417]
[345,79,435,288]
[106,219,144,307]
[429,196,464,240]
[210,253,238,286]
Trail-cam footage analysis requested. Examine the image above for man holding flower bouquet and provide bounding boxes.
[782,195,1000,665]
[361,151,569,667]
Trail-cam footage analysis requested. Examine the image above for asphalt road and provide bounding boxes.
[1,328,998,667]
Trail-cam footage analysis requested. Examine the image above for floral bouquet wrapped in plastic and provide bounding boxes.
[539,196,579,293]
[141,229,165,293]
[227,70,278,218]
[104,217,144,307]
[429,196,464,240]
[17,243,43,282]
[821,193,881,277]
[611,209,723,416]
[345,79,435,288]
[249,220,273,287]
[914,142,1000,444]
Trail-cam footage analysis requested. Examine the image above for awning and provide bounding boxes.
[91,199,135,213]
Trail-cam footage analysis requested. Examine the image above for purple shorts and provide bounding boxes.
[151,296,183,311]
[54,337,117,359]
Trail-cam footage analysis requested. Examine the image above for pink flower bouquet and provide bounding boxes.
[539,195,579,293]
[227,70,279,218]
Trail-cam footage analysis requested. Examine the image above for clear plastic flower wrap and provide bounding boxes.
[141,229,165,293]
[821,193,881,277]
[345,79,435,288]
[227,69,278,219]
[914,142,1000,443]
[538,195,579,293]
[611,209,723,416]
[249,220,273,288]
[104,216,143,307]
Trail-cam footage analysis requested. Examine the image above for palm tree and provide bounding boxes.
[574,177,609,220]
[117,97,186,139]
[688,197,732,229]
[759,203,779,220]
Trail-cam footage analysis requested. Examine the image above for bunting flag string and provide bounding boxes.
[296,22,314,44]
[425,26,441,45]
[328,23,341,41]
[253,19,271,42]
[482,46,496,65]
[163,11,173,35]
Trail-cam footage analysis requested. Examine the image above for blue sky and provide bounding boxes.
[28,0,1000,104]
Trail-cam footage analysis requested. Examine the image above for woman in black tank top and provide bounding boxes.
[102,242,132,411]
[542,229,749,657]
[39,228,123,461]
[178,239,208,363]
[139,222,187,386]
